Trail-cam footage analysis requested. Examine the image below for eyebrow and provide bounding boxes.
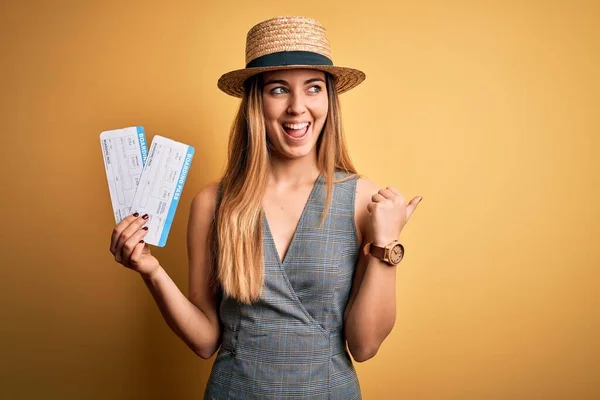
[263,77,326,86]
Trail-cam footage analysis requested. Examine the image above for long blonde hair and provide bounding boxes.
[209,73,358,304]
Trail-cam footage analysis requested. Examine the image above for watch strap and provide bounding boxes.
[362,242,387,261]
[370,244,386,260]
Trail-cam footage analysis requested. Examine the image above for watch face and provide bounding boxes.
[389,244,404,264]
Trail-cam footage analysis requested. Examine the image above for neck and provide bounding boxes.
[267,150,320,187]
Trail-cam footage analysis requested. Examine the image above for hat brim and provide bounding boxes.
[217,65,366,98]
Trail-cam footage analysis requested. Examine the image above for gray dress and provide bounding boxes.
[204,171,361,399]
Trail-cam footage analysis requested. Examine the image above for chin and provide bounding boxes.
[277,145,315,159]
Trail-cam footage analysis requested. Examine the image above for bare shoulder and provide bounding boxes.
[190,180,220,218]
[355,176,382,211]
[354,177,382,244]
[187,181,220,243]
[356,177,382,201]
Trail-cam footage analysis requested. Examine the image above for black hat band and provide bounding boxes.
[246,51,334,69]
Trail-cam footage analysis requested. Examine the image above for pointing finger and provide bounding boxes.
[406,196,423,219]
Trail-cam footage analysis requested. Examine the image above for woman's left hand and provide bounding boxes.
[367,186,422,246]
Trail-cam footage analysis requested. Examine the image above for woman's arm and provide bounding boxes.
[143,182,221,359]
[344,178,421,362]
[111,183,221,359]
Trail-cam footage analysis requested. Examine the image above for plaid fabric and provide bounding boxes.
[205,171,361,400]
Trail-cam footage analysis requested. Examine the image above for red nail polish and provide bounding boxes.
[133,212,139,217]
[142,226,148,231]
[142,214,149,220]
[139,240,144,244]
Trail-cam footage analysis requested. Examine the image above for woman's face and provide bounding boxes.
[261,69,329,160]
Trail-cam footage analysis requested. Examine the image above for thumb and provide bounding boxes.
[406,196,423,219]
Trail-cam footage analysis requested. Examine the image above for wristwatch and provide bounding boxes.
[363,240,405,266]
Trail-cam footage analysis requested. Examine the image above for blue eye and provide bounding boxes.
[308,85,323,93]
[270,87,288,94]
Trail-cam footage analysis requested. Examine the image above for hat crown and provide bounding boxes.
[245,16,332,66]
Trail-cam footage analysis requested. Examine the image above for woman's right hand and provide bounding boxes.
[110,213,160,278]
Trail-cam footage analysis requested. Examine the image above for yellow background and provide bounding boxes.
[1,0,598,398]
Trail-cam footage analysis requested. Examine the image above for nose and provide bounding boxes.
[286,92,307,115]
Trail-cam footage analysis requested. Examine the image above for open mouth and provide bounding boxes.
[282,122,311,141]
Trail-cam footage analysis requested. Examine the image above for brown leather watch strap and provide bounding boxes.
[363,243,386,261]
[370,244,386,260]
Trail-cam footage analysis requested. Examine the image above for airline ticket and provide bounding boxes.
[100,126,148,223]
[129,135,195,247]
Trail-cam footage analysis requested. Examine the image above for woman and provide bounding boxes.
[110,16,422,399]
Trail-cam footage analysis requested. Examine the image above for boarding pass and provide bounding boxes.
[100,126,148,223]
[129,135,194,247]
[100,128,194,247]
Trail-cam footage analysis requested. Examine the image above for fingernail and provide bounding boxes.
[142,226,148,231]
[142,214,149,220]
[418,197,423,203]
[133,212,139,217]
[139,240,144,244]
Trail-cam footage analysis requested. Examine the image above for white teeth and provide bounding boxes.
[283,122,309,130]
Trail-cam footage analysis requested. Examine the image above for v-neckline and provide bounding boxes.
[263,174,322,266]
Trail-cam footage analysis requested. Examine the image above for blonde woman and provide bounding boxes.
[110,16,422,399]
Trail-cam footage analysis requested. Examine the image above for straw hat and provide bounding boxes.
[217,16,366,97]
